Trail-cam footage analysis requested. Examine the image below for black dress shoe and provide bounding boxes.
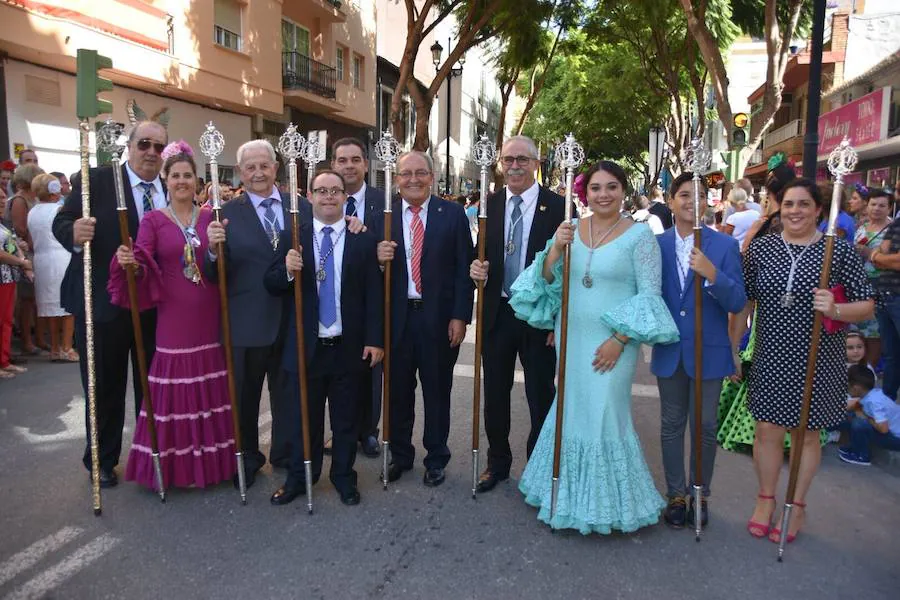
[423,468,445,487]
[339,486,361,506]
[233,468,257,491]
[383,462,410,482]
[663,496,686,529]
[270,484,306,506]
[360,435,380,458]
[90,468,118,488]
[687,496,709,528]
[475,469,508,493]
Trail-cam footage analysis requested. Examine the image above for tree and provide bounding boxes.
[679,0,812,175]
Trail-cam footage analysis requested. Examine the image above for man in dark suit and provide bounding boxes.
[205,139,299,487]
[52,120,165,487]
[648,187,674,230]
[331,137,385,457]
[264,169,384,506]
[469,135,564,493]
[377,151,474,486]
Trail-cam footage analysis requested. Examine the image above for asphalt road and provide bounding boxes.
[1,333,898,600]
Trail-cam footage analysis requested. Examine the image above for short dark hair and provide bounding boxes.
[331,137,367,160]
[847,364,875,391]
[766,162,796,197]
[583,160,629,192]
[49,171,66,180]
[778,177,822,207]
[868,188,891,203]
[311,168,347,189]
[668,172,708,199]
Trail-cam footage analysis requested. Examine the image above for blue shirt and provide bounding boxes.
[817,210,856,241]
[860,388,900,437]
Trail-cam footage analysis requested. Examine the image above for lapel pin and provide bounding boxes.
[539,204,547,212]
[438,206,443,212]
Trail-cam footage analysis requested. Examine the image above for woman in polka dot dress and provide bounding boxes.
[737,179,874,544]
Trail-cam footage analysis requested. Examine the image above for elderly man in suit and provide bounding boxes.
[468,135,564,493]
[377,151,474,487]
[651,172,746,529]
[264,169,383,506]
[331,137,385,457]
[52,120,166,487]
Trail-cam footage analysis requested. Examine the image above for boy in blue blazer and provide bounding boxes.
[651,173,747,529]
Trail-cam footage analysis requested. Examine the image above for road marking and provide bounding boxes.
[452,364,660,399]
[4,534,120,600]
[0,527,83,588]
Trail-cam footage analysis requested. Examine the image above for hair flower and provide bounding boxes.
[573,172,587,206]
[161,140,194,161]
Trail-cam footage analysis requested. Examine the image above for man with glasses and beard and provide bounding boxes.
[53,120,167,487]
[377,151,474,487]
[468,135,564,493]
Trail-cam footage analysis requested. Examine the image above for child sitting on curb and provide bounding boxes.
[838,365,900,466]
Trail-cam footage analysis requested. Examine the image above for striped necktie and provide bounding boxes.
[409,205,424,294]
[139,182,154,215]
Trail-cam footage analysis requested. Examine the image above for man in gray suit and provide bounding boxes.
[206,139,300,486]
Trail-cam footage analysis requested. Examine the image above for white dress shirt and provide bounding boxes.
[125,162,165,221]
[501,181,540,298]
[675,227,715,291]
[247,185,285,232]
[345,181,367,225]
[313,217,346,337]
[401,198,429,299]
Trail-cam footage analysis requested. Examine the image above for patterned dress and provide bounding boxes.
[108,208,236,489]
[743,234,874,430]
[853,221,891,339]
[510,222,679,534]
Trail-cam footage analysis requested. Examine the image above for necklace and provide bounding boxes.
[505,200,526,255]
[168,205,202,285]
[582,215,623,288]
[312,225,347,282]
[778,231,819,308]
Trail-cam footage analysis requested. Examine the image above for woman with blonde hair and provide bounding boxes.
[27,173,77,362]
[723,188,759,244]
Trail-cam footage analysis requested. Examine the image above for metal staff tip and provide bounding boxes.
[277,122,306,162]
[98,119,125,159]
[199,121,226,161]
[684,137,711,175]
[375,130,403,167]
[827,137,858,182]
[473,135,497,169]
[555,133,584,221]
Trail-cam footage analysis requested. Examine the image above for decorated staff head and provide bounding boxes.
[276,123,307,214]
[472,135,497,215]
[199,122,226,210]
[374,130,402,210]
[825,137,858,237]
[554,133,585,220]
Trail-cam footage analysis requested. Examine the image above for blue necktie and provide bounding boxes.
[318,226,337,327]
[345,195,357,219]
[261,198,281,245]
[503,195,524,295]
[139,182,154,215]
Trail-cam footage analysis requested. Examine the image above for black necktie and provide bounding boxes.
[346,195,357,218]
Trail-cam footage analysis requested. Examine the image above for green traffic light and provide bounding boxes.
[76,49,114,119]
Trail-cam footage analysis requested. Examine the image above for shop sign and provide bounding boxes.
[818,87,891,155]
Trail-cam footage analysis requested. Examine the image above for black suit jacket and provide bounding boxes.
[263,221,383,373]
[649,201,673,229]
[385,195,474,342]
[481,186,565,333]
[204,191,311,347]
[53,164,162,322]
[350,184,386,232]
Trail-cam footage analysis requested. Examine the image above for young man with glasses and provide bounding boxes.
[264,169,384,507]
[468,135,565,493]
[52,120,167,488]
[377,151,474,487]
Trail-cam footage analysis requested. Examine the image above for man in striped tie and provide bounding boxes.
[376,151,474,487]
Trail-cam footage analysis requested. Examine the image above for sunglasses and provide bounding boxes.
[137,139,166,153]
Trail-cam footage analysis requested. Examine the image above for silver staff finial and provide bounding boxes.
[685,137,711,174]
[302,135,320,167]
[97,119,125,158]
[374,130,403,167]
[555,133,584,171]
[473,134,497,168]
[827,137,858,181]
[199,122,225,161]
[277,123,306,162]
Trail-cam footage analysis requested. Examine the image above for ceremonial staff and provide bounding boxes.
[303,135,321,199]
[99,120,165,502]
[777,137,857,562]
[470,135,497,499]
[199,122,248,505]
[686,137,711,541]
[374,131,401,490]
[281,124,315,514]
[550,134,585,521]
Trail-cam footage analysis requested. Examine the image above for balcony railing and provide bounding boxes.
[763,119,803,149]
[282,52,337,99]
[747,148,764,166]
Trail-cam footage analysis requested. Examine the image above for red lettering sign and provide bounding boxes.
[817,87,890,156]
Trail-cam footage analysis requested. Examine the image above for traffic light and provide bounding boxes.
[731,112,749,148]
[76,49,113,119]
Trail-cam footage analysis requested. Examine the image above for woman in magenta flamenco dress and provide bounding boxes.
[109,142,235,490]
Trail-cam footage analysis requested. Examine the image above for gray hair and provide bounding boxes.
[728,187,748,208]
[501,135,539,159]
[236,139,277,165]
[397,151,434,173]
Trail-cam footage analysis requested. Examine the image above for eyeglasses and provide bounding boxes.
[397,169,431,179]
[500,155,535,166]
[137,139,166,153]
[312,187,346,197]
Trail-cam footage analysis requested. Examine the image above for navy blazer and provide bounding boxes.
[354,184,386,231]
[53,164,159,322]
[263,219,383,374]
[651,227,746,379]
[385,195,474,342]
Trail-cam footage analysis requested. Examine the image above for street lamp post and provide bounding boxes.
[431,38,464,196]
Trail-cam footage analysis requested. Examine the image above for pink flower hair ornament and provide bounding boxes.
[161,140,194,162]
[573,172,588,206]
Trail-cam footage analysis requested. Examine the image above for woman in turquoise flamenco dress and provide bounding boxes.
[510,161,679,534]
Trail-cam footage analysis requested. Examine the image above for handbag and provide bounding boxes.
[822,284,849,334]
